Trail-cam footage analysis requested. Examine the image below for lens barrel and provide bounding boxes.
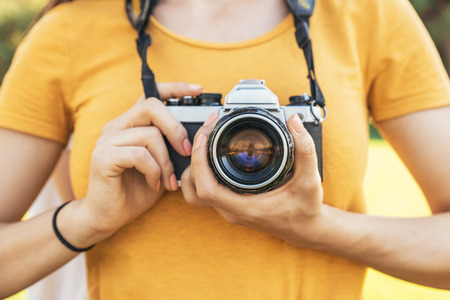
[208,108,294,194]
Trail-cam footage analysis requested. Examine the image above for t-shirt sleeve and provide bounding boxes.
[0,8,73,145]
[368,0,450,123]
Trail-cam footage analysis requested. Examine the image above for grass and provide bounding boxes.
[6,140,450,300]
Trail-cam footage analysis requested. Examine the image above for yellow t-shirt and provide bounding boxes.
[1,0,449,299]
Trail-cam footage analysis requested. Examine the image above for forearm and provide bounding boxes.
[52,148,75,203]
[0,200,107,298]
[303,205,450,289]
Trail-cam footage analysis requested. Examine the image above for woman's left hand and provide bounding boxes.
[183,107,450,290]
[181,113,328,248]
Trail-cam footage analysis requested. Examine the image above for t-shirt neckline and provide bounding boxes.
[149,14,293,50]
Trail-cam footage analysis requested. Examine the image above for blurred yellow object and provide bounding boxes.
[5,290,25,300]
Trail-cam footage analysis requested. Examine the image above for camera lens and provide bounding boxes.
[208,108,294,194]
[227,130,273,173]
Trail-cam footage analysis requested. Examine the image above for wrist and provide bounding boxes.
[288,204,337,251]
[53,201,95,252]
[298,204,368,255]
[56,199,115,250]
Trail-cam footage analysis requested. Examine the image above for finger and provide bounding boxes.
[190,113,221,201]
[102,98,191,156]
[136,94,146,104]
[91,145,161,191]
[156,82,203,100]
[191,113,297,214]
[191,113,219,152]
[286,114,322,186]
[97,126,177,191]
[190,114,257,209]
[180,166,210,207]
[191,130,260,214]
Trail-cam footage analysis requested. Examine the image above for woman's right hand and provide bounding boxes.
[78,82,203,240]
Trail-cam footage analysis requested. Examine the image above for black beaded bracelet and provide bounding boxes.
[52,201,95,252]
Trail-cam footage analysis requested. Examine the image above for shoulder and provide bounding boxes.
[28,0,129,39]
[18,0,134,68]
[316,0,420,27]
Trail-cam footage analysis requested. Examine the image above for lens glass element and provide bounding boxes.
[215,117,284,187]
[227,130,273,173]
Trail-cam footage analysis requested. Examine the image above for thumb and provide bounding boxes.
[286,114,321,182]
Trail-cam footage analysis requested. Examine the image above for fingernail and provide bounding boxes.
[203,113,217,127]
[193,133,205,152]
[170,173,178,191]
[155,180,161,192]
[183,138,192,156]
[292,114,304,133]
[189,84,203,91]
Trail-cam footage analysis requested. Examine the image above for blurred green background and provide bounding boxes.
[0,0,44,82]
[1,0,450,300]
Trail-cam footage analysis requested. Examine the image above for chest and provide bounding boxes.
[68,14,370,208]
[152,0,289,42]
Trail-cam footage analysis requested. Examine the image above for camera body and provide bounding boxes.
[165,79,323,194]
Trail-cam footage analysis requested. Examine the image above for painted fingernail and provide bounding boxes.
[292,114,304,133]
[170,173,178,191]
[203,113,217,127]
[183,138,192,156]
[193,133,205,152]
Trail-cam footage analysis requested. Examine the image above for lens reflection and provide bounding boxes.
[227,130,274,173]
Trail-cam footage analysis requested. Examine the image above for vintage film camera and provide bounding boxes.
[164,79,323,194]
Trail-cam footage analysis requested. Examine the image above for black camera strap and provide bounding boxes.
[285,0,325,110]
[126,0,160,99]
[126,0,326,117]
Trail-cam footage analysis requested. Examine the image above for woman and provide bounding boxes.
[0,0,449,299]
